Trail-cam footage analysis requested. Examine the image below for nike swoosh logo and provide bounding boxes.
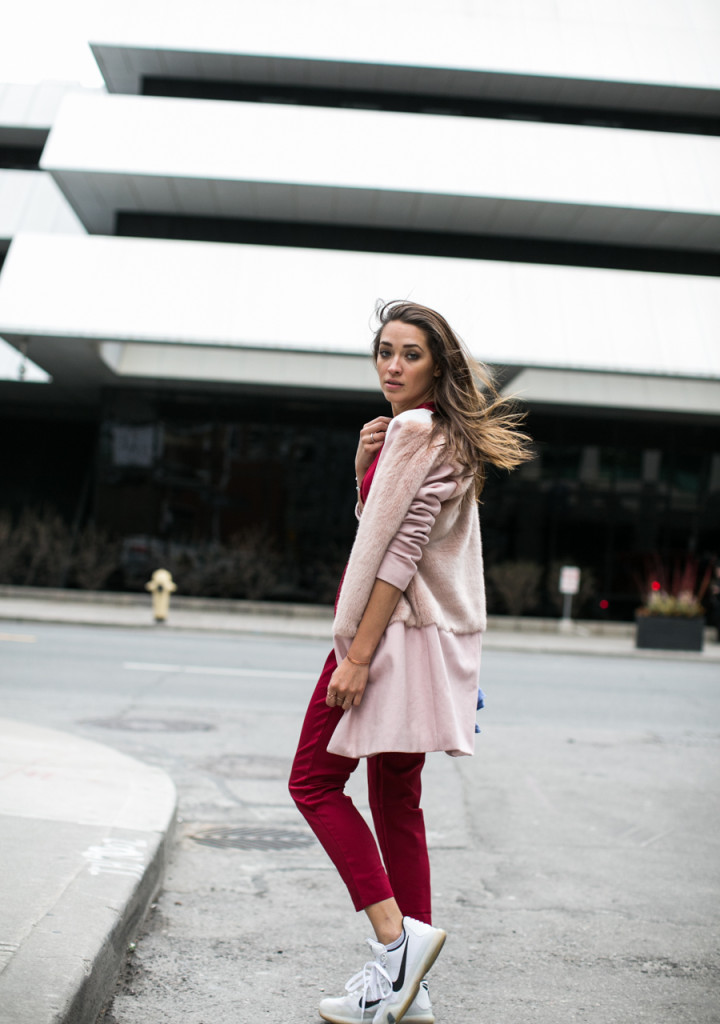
[392,942,409,992]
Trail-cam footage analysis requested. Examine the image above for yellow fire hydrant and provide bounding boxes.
[145,568,177,622]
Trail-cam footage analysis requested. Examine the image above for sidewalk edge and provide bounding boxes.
[65,813,177,1024]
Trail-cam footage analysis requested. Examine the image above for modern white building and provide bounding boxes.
[1,1,719,615]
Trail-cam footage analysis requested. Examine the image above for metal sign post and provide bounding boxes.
[559,565,581,631]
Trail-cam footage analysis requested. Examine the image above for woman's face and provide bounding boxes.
[376,320,439,415]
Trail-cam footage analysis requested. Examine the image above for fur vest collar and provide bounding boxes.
[333,410,486,639]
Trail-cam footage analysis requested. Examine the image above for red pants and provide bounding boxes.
[289,650,431,923]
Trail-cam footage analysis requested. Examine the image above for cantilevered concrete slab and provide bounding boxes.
[0,233,717,414]
[0,84,89,384]
[89,0,720,114]
[41,92,720,249]
[91,44,720,118]
[0,170,85,247]
[510,367,720,416]
[0,81,92,147]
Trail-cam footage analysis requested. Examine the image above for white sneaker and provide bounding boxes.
[319,939,392,1024]
[319,960,434,1024]
[319,918,445,1024]
[403,981,434,1024]
[373,917,446,1024]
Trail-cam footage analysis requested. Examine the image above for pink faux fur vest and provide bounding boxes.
[333,409,486,641]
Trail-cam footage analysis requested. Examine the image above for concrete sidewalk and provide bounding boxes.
[0,584,718,661]
[0,719,177,1024]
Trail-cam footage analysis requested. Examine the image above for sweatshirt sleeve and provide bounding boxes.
[375,463,457,591]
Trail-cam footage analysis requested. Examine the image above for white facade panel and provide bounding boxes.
[0,171,86,242]
[0,233,718,387]
[44,93,720,213]
[511,368,720,416]
[99,342,379,392]
[90,0,720,99]
[41,93,720,249]
[0,82,91,131]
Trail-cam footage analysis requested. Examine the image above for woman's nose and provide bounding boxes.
[388,355,402,374]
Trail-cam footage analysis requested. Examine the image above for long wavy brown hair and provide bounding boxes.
[372,300,534,496]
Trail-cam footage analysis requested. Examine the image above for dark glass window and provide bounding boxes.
[115,212,720,278]
[141,76,720,136]
[0,144,45,170]
[2,390,718,614]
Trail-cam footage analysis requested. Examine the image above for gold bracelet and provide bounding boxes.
[346,652,371,666]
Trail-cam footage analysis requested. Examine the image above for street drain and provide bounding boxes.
[81,717,216,733]
[190,826,315,851]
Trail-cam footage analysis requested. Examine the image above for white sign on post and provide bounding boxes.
[558,565,581,631]
[559,566,581,595]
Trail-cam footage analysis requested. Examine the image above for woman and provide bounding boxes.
[289,300,532,1024]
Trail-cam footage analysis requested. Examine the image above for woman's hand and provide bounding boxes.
[326,657,370,710]
[355,416,392,484]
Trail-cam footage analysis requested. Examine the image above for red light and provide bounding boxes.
[599,599,609,610]
[651,580,662,592]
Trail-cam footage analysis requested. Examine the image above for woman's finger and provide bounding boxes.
[363,425,386,447]
[326,690,354,709]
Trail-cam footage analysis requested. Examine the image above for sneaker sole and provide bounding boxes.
[374,929,446,1024]
[402,1012,435,1024]
[319,1004,433,1024]
[319,1011,373,1024]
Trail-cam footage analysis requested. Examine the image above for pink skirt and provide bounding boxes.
[329,621,482,759]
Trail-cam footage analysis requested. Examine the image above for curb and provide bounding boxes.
[1,825,175,1024]
[0,585,333,618]
[0,719,178,1024]
[0,587,717,659]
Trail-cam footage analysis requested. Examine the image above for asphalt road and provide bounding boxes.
[2,623,719,1024]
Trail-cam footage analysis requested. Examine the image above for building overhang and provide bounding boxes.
[0,81,98,145]
[3,336,717,421]
[89,34,720,117]
[41,92,720,250]
[0,170,86,248]
[0,232,718,416]
[510,367,720,417]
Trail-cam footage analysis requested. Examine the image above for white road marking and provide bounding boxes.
[124,661,315,680]
[0,633,36,643]
[83,837,147,878]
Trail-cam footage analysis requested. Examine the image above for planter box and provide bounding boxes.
[635,615,704,652]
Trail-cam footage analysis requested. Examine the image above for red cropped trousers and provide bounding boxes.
[289,649,431,923]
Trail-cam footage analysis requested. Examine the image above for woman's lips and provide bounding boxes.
[384,381,402,389]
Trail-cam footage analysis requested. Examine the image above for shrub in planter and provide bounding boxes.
[635,556,711,651]
[635,615,704,651]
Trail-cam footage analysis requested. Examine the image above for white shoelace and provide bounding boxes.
[345,958,393,1012]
